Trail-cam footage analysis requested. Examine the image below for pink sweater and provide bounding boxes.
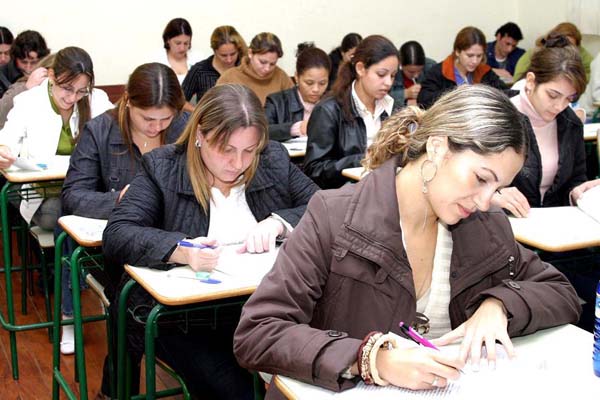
[511,91,558,201]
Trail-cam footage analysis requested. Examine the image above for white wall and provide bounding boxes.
[1,0,598,85]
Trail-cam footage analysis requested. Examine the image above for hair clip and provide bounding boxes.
[408,121,418,134]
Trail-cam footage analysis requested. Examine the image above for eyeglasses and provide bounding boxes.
[411,312,430,335]
[58,84,90,98]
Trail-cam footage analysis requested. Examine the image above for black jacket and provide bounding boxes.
[265,88,304,142]
[61,111,189,219]
[103,140,319,270]
[0,60,23,99]
[303,94,390,189]
[512,108,587,207]
[417,55,506,109]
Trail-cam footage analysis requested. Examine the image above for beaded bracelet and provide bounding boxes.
[368,333,398,386]
[358,332,382,384]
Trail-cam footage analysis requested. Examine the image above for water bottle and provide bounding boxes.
[594,280,600,377]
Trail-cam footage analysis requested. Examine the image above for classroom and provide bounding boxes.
[1,0,600,398]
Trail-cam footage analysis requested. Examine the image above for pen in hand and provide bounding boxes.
[177,240,218,250]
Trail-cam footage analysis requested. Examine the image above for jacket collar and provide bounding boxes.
[289,88,305,114]
[441,54,492,84]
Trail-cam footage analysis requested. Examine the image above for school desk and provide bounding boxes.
[274,324,599,399]
[282,137,307,158]
[342,167,368,181]
[51,215,108,400]
[118,246,279,399]
[0,158,69,379]
[508,207,600,252]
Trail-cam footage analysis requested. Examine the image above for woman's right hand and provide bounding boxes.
[25,67,48,90]
[0,146,16,169]
[490,187,530,217]
[376,346,464,390]
[405,84,421,99]
[168,237,221,272]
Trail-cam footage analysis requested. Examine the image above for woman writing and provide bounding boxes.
[216,32,293,106]
[265,43,330,142]
[234,85,580,397]
[155,18,202,84]
[0,46,112,229]
[418,26,505,109]
[102,84,318,398]
[303,35,398,189]
[182,25,247,110]
[389,40,436,106]
[328,33,362,88]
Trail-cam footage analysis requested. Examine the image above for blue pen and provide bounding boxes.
[177,240,217,250]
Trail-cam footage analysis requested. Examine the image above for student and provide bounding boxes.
[0,27,14,67]
[0,53,54,129]
[328,33,362,88]
[576,51,600,118]
[418,26,506,109]
[486,22,525,83]
[233,85,581,396]
[303,35,398,189]
[154,18,202,84]
[0,30,49,98]
[265,43,330,142]
[217,32,294,106]
[102,84,319,399]
[182,25,247,110]
[0,46,112,229]
[389,40,436,106]
[491,35,590,215]
[513,22,593,82]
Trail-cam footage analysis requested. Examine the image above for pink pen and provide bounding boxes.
[399,321,439,350]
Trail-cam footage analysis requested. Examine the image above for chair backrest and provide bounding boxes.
[96,84,125,104]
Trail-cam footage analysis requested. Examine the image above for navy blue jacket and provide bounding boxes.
[486,41,525,76]
[61,111,189,218]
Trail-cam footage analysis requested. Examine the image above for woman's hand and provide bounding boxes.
[117,184,130,203]
[404,84,421,100]
[299,119,308,136]
[570,179,600,205]
[25,67,48,90]
[491,187,530,217]
[238,217,283,254]
[168,237,221,272]
[0,146,16,169]
[377,346,463,389]
[433,297,515,369]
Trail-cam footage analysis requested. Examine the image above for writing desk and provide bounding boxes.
[0,160,69,379]
[274,324,599,399]
[118,248,278,399]
[342,167,368,181]
[282,137,307,158]
[508,207,600,252]
[52,215,107,400]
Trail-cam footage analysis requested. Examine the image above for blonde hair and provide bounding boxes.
[175,84,268,212]
[364,85,528,170]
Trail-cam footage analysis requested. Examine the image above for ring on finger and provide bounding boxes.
[431,376,439,387]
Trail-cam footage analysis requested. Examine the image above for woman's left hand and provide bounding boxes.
[433,297,515,368]
[570,179,600,205]
[238,217,283,254]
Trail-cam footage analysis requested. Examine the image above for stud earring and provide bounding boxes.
[194,139,201,148]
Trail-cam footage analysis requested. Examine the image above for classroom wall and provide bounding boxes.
[2,0,598,85]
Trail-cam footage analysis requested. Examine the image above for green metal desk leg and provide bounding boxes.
[0,181,18,379]
[117,279,138,400]
[70,246,88,400]
[144,304,164,400]
[52,231,67,400]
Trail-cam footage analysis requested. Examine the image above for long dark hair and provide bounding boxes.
[296,42,331,75]
[163,18,193,50]
[332,35,398,121]
[115,62,185,156]
[51,46,94,136]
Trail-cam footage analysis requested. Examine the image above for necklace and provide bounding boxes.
[144,141,148,148]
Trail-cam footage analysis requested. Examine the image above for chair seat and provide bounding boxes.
[84,274,110,308]
[29,226,55,248]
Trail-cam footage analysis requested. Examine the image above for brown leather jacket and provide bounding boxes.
[234,155,581,398]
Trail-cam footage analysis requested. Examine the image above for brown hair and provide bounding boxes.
[536,22,582,47]
[248,32,284,57]
[332,35,398,121]
[210,25,247,58]
[51,46,95,137]
[453,26,487,61]
[115,62,185,156]
[528,34,586,99]
[175,84,268,212]
[163,18,193,50]
[296,43,331,76]
[364,85,528,170]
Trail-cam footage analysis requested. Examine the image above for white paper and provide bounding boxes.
[13,157,44,171]
[58,215,107,243]
[576,184,600,224]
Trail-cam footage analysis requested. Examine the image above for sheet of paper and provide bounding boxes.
[59,215,107,243]
[576,184,600,224]
[13,157,45,171]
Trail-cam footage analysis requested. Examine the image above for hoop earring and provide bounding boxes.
[194,139,201,148]
[420,159,437,194]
